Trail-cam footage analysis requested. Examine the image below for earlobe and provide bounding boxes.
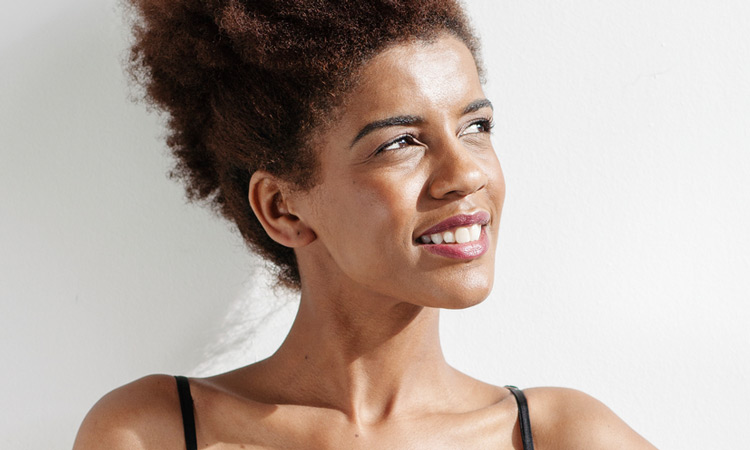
[248,171,316,248]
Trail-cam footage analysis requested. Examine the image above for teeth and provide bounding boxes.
[419,225,484,245]
[470,224,481,241]
[455,227,470,244]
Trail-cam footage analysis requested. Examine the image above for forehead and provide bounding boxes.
[343,35,484,120]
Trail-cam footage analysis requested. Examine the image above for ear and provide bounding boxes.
[248,171,316,248]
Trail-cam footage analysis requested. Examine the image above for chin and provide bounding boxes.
[421,269,495,310]
[437,287,493,310]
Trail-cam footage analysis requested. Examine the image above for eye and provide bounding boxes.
[460,118,494,136]
[375,134,420,154]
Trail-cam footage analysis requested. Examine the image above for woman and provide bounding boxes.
[75,0,656,448]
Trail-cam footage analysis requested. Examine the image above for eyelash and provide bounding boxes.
[374,118,495,155]
[374,134,419,154]
[462,118,495,136]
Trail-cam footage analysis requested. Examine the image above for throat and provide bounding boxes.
[267,302,453,422]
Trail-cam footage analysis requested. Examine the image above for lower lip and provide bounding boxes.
[419,228,489,260]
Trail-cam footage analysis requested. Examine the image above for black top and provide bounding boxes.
[173,376,534,450]
[174,376,197,450]
[506,385,535,450]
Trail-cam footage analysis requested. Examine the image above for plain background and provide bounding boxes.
[2,0,749,448]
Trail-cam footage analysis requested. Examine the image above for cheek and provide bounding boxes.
[315,173,424,269]
[341,178,419,239]
[486,155,506,209]
[340,169,423,224]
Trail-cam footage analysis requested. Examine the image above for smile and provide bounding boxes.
[415,212,491,260]
[418,224,482,245]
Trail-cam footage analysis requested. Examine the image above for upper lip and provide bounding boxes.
[417,211,491,239]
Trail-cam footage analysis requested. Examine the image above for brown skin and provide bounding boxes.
[74,36,656,449]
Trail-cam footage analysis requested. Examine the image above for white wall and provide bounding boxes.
[1,1,748,448]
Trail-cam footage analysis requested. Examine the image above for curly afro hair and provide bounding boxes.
[126,0,482,288]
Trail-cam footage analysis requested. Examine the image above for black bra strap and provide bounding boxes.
[174,376,198,450]
[506,385,535,450]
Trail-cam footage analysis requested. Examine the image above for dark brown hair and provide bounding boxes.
[126,0,481,288]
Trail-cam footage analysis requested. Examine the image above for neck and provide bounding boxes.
[260,287,456,424]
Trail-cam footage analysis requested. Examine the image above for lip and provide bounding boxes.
[417,211,491,239]
[420,228,490,260]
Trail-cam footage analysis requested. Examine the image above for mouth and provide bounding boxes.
[415,211,490,245]
[418,223,484,245]
[415,212,491,260]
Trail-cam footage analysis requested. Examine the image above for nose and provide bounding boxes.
[427,136,488,199]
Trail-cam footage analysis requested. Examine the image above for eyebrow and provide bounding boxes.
[349,98,494,148]
[462,98,494,115]
[350,115,423,148]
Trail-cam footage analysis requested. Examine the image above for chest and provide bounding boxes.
[194,404,520,450]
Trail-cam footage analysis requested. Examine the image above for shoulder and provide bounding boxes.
[73,374,185,450]
[523,387,657,449]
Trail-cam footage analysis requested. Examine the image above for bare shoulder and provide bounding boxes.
[523,387,657,449]
[73,374,184,450]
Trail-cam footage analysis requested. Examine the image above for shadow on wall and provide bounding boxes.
[192,264,299,377]
[1,2,293,447]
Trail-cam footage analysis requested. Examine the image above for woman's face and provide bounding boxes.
[292,34,505,309]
